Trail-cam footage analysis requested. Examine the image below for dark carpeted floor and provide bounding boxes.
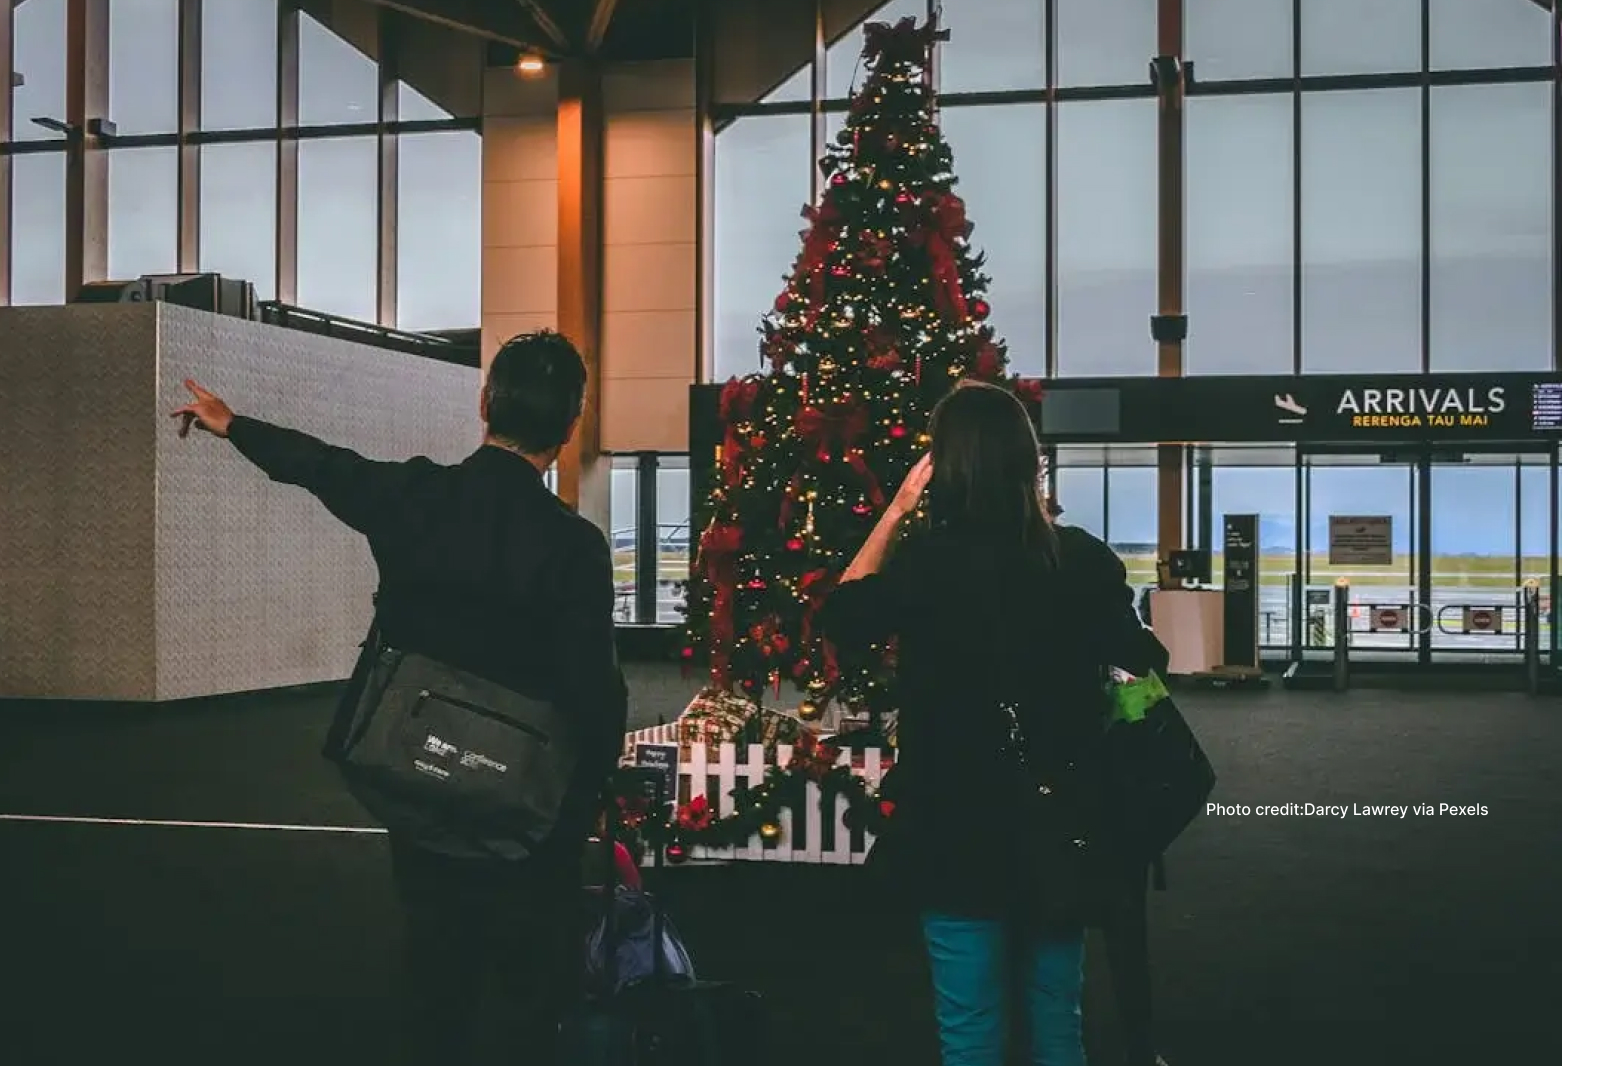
[0,677,1560,1066]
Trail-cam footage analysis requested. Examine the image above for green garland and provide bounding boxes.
[610,742,895,856]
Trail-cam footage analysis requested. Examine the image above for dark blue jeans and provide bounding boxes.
[921,913,1087,1066]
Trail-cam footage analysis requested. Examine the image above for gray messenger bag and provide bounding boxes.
[323,620,580,851]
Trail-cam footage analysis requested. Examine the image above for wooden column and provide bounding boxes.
[555,59,603,512]
[1,7,14,304]
[176,0,201,272]
[275,0,300,305]
[376,7,401,328]
[65,0,110,300]
[1155,0,1186,587]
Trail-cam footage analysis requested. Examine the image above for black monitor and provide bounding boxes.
[1165,549,1211,583]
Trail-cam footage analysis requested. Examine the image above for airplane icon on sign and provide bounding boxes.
[1274,393,1306,424]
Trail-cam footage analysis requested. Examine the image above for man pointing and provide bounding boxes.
[172,330,627,1063]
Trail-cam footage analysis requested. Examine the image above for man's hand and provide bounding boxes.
[170,380,235,439]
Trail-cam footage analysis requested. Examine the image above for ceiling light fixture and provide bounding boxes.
[516,52,547,76]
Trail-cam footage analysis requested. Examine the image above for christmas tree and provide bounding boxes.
[683,15,1042,725]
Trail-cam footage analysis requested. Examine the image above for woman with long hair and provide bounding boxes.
[821,381,1159,1066]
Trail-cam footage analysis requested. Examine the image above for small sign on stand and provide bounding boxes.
[634,743,680,808]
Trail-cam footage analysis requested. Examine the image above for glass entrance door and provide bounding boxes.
[1301,451,1421,661]
[1428,451,1557,662]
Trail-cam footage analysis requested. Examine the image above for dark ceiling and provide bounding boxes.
[374,0,696,61]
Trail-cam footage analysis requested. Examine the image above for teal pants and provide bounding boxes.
[921,913,1087,1066]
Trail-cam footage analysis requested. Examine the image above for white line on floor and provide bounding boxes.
[0,813,388,834]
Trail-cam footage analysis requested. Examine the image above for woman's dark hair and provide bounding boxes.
[926,381,1057,567]
[483,330,587,454]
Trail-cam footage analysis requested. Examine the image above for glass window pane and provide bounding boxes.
[1430,82,1552,372]
[938,0,1045,94]
[297,137,378,321]
[1306,460,1416,651]
[1187,94,1293,375]
[398,82,450,122]
[109,0,179,135]
[824,0,924,101]
[765,63,812,105]
[1056,100,1158,376]
[199,142,278,300]
[10,152,67,305]
[610,463,638,624]
[1430,0,1552,72]
[1431,457,1518,653]
[12,0,68,142]
[107,147,178,279]
[1186,0,1292,82]
[1210,463,1297,647]
[1301,88,1422,374]
[1108,460,1157,587]
[297,11,377,127]
[1058,0,1155,88]
[201,0,278,131]
[1053,465,1105,538]
[939,104,1047,378]
[1519,460,1552,587]
[398,131,482,331]
[712,115,811,379]
[658,460,691,625]
[1301,0,1420,77]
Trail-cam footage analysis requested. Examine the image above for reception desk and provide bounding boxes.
[1148,589,1226,676]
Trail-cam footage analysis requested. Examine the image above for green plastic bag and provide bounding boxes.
[1106,671,1170,726]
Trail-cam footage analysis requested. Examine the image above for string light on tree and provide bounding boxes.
[679,14,1044,720]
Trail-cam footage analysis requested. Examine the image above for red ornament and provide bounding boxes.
[831,172,846,185]
[665,842,688,865]
[786,537,805,551]
[776,291,791,311]
[889,425,907,439]
[878,800,897,819]
[675,795,714,831]
[681,646,694,659]
[852,502,872,516]
[896,192,913,203]
[749,433,768,450]
[972,299,990,320]
[831,265,851,276]
[747,578,767,590]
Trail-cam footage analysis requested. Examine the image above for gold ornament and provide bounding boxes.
[797,698,825,722]
[758,821,783,844]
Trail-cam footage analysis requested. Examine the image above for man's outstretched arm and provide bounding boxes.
[172,379,421,537]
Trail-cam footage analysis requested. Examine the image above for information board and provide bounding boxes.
[1329,516,1393,566]
[1222,514,1260,669]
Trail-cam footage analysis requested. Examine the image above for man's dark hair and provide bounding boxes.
[484,330,587,454]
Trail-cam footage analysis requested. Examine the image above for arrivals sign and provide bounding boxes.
[1279,383,1518,434]
[1038,372,1560,444]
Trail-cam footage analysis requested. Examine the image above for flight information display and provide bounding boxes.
[1532,382,1561,432]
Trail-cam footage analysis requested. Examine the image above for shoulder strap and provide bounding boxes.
[322,609,382,762]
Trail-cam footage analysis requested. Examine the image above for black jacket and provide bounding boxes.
[820,523,1154,916]
[229,417,628,854]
